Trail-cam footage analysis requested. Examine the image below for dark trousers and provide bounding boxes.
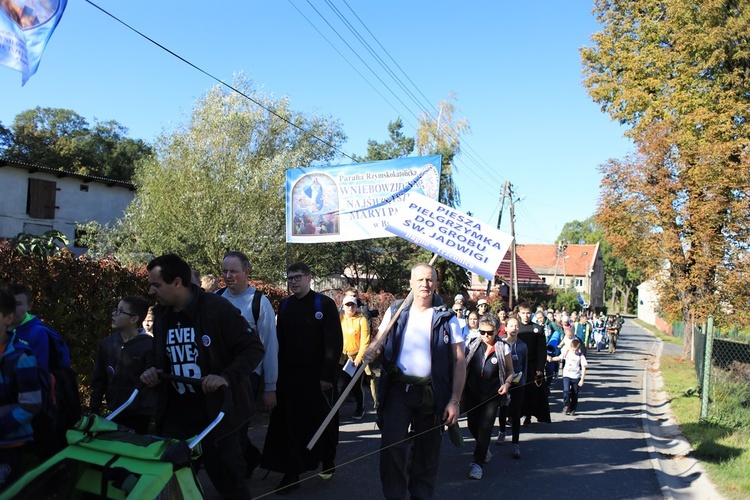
[163,417,250,499]
[563,377,581,411]
[380,382,442,499]
[465,393,500,465]
[498,384,524,444]
[340,368,364,410]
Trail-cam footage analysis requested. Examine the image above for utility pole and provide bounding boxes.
[487,181,509,296]
[508,184,518,309]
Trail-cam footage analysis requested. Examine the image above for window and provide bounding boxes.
[575,278,584,287]
[558,278,564,286]
[541,277,546,283]
[27,179,57,219]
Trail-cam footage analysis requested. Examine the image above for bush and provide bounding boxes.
[0,242,149,400]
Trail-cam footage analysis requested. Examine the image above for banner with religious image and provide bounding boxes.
[0,0,67,84]
[386,192,514,281]
[286,155,441,243]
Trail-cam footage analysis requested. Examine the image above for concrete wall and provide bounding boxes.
[637,280,659,326]
[0,165,134,253]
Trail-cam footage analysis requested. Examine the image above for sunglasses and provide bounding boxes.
[479,329,496,337]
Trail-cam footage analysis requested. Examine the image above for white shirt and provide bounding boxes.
[379,305,463,378]
[219,285,278,391]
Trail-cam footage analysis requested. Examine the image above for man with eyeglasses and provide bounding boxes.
[261,262,343,494]
[90,295,155,433]
[140,254,264,500]
[364,263,466,499]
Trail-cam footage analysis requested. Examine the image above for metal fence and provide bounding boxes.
[693,318,750,426]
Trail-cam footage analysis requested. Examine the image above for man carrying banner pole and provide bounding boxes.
[305,254,439,452]
[367,261,465,499]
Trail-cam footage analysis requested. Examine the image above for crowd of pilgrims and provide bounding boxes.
[0,266,625,496]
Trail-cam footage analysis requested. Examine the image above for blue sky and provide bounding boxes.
[1,1,632,244]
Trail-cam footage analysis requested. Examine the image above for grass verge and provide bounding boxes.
[633,319,682,345]
[659,355,750,499]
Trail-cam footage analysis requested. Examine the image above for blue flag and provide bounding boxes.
[0,0,67,85]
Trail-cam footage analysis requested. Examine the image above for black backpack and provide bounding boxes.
[44,328,82,453]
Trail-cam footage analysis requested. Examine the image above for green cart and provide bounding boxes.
[2,374,227,499]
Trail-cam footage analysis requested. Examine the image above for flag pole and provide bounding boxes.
[306,253,439,450]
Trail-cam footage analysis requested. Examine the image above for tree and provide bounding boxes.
[582,0,750,357]
[557,218,603,246]
[2,107,153,181]
[416,93,468,209]
[354,117,415,162]
[101,75,345,282]
[557,217,644,313]
[0,121,12,152]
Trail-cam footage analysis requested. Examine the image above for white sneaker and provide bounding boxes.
[484,450,492,463]
[468,463,483,480]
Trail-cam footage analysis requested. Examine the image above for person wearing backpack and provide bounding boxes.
[218,251,278,478]
[0,287,42,491]
[7,284,70,371]
[260,262,343,494]
[8,284,80,458]
[90,296,155,433]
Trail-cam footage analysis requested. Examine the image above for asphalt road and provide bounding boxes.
[203,320,665,499]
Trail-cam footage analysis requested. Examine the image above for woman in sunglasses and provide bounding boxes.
[463,314,514,480]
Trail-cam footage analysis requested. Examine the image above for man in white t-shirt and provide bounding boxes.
[365,263,466,499]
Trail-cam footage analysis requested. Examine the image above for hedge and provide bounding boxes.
[0,242,150,401]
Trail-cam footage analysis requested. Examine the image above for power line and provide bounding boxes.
[302,0,423,125]
[305,1,505,187]
[83,0,355,161]
[286,0,418,132]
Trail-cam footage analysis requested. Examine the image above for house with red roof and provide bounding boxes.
[468,249,546,302]
[515,243,604,309]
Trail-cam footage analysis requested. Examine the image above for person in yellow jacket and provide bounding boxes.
[340,295,370,419]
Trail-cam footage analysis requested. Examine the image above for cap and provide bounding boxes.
[477,299,488,306]
[454,294,465,302]
[342,296,357,306]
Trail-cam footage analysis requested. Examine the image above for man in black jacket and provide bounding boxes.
[140,254,264,499]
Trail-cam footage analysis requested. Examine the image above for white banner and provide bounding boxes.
[286,155,441,243]
[386,193,514,281]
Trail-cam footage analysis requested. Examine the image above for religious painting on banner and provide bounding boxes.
[0,0,67,84]
[286,155,441,243]
[386,192,514,281]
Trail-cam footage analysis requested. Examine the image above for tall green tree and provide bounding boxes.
[582,0,750,356]
[354,117,415,162]
[96,75,345,281]
[2,107,152,181]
